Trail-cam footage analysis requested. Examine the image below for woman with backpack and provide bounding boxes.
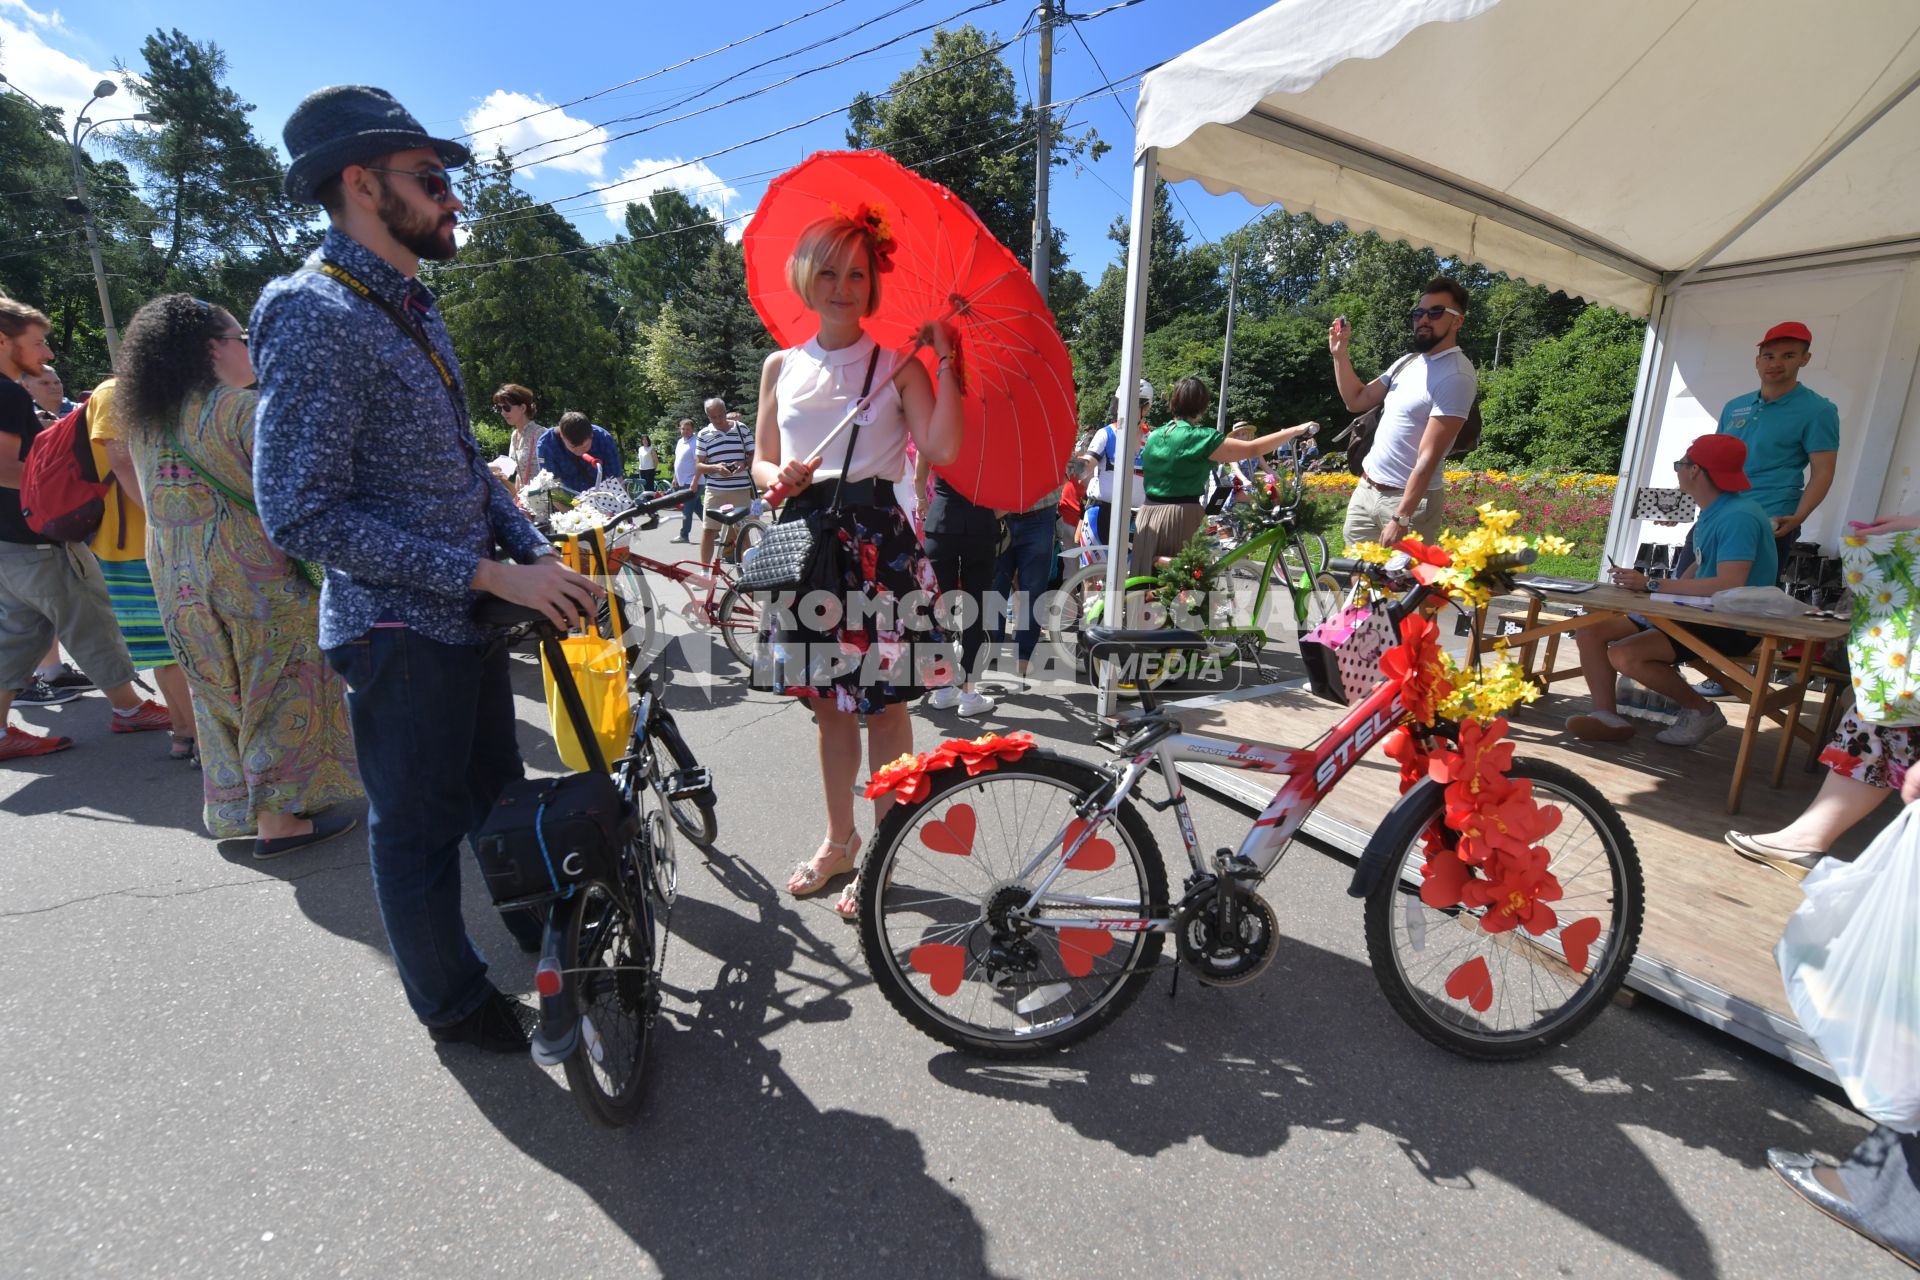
[115,294,360,855]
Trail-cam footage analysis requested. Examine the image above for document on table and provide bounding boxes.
[1517,575,1598,593]
[1650,591,1715,608]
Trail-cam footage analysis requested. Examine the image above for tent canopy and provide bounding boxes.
[1135,0,1920,314]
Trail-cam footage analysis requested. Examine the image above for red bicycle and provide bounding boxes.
[599,489,763,668]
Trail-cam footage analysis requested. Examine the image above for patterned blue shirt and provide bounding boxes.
[251,227,550,648]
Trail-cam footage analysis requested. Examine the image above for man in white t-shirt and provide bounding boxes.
[1075,378,1154,546]
[670,418,699,543]
[1329,278,1477,547]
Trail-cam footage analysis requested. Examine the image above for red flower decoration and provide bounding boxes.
[1460,843,1563,935]
[1379,613,1452,725]
[863,733,1038,802]
[935,731,1037,776]
[1381,726,1430,796]
[865,751,936,805]
[1397,538,1452,567]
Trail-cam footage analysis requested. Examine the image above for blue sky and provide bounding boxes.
[2,0,1270,280]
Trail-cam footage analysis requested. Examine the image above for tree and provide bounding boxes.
[639,241,774,424]
[611,187,725,322]
[846,24,1100,305]
[115,29,307,292]
[430,155,624,447]
[1473,305,1645,472]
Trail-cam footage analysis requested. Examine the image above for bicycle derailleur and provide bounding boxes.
[1172,851,1279,987]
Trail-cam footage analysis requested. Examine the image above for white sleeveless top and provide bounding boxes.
[775,334,908,485]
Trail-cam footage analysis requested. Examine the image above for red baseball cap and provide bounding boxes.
[1683,434,1751,491]
[1759,321,1812,347]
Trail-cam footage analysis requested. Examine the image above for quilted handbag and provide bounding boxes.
[737,347,880,595]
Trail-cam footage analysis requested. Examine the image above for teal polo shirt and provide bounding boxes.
[1716,383,1839,518]
[1692,492,1778,586]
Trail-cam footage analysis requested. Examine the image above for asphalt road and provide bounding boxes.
[0,513,1904,1278]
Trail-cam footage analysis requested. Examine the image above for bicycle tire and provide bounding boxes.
[858,750,1167,1058]
[650,711,717,850]
[561,880,656,1127]
[1362,758,1643,1060]
[731,518,767,565]
[603,563,658,668]
[1280,530,1329,579]
[715,584,761,669]
[1047,563,1108,648]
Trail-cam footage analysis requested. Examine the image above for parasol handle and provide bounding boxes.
[763,335,931,507]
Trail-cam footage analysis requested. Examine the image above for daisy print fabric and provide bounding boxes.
[1841,529,1920,725]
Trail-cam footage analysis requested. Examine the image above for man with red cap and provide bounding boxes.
[1566,434,1778,748]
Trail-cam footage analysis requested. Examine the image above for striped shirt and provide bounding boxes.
[696,422,754,491]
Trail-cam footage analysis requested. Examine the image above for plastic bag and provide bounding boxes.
[1776,801,1920,1130]
[541,634,633,773]
[1710,585,1803,617]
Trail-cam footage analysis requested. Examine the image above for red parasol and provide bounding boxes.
[743,150,1077,512]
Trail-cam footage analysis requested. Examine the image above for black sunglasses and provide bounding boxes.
[1408,305,1462,323]
[361,166,455,205]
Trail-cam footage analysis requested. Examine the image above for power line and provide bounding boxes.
[452,0,861,141]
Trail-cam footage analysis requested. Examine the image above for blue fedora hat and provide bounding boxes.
[283,84,472,204]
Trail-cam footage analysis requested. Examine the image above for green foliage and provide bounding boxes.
[633,241,774,424]
[611,187,725,323]
[1473,307,1645,472]
[1152,529,1223,624]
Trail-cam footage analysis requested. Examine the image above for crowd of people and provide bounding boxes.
[1,80,1911,1265]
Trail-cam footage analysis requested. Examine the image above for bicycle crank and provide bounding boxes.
[1174,877,1279,987]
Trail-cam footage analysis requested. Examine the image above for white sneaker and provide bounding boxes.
[924,685,961,711]
[1655,704,1727,747]
[957,690,996,718]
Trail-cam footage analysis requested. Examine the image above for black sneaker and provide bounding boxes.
[13,679,80,707]
[428,990,537,1054]
[41,664,95,692]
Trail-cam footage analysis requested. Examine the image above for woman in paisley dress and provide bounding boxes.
[750,213,964,917]
[115,294,361,854]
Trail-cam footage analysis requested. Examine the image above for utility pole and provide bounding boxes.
[70,81,123,363]
[1029,0,1055,303]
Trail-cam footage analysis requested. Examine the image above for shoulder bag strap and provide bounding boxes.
[827,346,883,516]
[310,259,467,428]
[172,396,259,516]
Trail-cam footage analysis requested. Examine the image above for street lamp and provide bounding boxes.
[70,79,122,362]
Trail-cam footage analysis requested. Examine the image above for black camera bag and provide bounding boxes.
[474,771,635,906]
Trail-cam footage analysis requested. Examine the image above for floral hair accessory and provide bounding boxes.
[832,200,898,274]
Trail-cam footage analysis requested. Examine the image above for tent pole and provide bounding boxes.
[1098,148,1159,719]
[1604,285,1671,577]
[1217,249,1240,433]
[1667,64,1920,290]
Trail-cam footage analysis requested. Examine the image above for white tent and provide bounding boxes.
[1101,0,1920,665]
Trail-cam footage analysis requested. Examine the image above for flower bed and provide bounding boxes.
[1300,470,1615,578]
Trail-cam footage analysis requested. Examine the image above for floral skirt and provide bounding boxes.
[750,499,954,714]
[1819,706,1920,792]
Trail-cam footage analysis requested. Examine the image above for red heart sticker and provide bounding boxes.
[1062,818,1115,871]
[1057,928,1116,978]
[920,803,976,857]
[909,943,966,996]
[1444,956,1493,1012]
[1560,916,1601,973]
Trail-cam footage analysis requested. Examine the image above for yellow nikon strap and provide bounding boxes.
[311,259,466,424]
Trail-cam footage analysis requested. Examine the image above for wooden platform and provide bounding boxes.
[1170,677,1872,1080]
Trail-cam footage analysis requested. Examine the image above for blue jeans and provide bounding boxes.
[992,508,1058,663]
[677,485,702,539]
[324,627,540,1027]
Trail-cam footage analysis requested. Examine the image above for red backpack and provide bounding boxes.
[20,400,111,542]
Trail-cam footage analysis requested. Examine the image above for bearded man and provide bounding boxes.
[251,86,600,1056]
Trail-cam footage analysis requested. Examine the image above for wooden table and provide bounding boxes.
[1488,582,1848,813]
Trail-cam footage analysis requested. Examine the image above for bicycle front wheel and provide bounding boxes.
[714,584,761,669]
[561,881,657,1127]
[1279,529,1329,579]
[859,750,1167,1058]
[604,563,658,668]
[1362,758,1643,1060]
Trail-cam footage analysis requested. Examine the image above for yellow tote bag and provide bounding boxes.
[541,528,633,771]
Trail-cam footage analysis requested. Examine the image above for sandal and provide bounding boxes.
[786,831,861,897]
[169,734,196,761]
[833,881,859,921]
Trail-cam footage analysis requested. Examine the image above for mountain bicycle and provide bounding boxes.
[1056,446,1337,665]
[597,488,764,668]
[857,547,1644,1060]
[476,562,718,1125]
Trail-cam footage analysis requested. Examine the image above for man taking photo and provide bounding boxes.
[1329,277,1477,547]
[252,85,600,1055]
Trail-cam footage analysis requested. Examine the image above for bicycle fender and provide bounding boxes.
[1345,778,1443,899]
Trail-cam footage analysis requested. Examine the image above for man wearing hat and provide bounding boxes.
[1565,434,1778,748]
[251,86,600,1055]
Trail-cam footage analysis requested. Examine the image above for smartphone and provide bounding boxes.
[1334,315,1349,334]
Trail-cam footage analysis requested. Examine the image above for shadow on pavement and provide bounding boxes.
[921,933,1867,1279]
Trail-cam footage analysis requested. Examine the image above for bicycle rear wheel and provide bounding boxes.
[715,584,761,669]
[1362,758,1643,1059]
[561,880,656,1127]
[859,751,1167,1058]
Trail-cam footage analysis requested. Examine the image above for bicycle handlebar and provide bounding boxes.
[1327,545,1538,585]
[598,487,697,528]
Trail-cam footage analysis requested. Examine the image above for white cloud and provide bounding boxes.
[603,157,743,240]
[0,14,131,131]
[462,90,610,177]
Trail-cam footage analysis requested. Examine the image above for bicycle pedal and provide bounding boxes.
[666,766,713,799]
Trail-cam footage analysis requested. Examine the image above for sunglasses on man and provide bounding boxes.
[360,165,455,205]
[1408,305,1463,323]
